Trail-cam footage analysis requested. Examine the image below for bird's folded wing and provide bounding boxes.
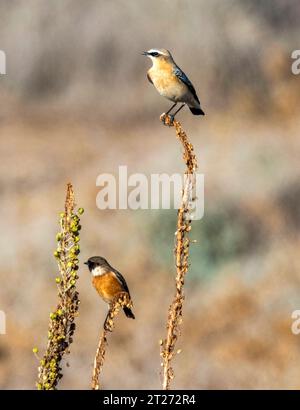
[112,269,130,295]
[173,66,200,104]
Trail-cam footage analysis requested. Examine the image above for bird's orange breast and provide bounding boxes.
[92,272,124,303]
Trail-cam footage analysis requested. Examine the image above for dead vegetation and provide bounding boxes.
[160,114,198,390]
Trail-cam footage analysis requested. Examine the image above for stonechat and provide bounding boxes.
[84,256,135,320]
[143,48,205,119]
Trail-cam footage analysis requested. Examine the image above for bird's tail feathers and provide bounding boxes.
[123,306,135,319]
[189,106,205,115]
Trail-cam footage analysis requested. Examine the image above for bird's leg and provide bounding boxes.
[171,103,186,119]
[165,102,177,116]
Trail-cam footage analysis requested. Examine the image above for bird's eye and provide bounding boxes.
[151,52,159,57]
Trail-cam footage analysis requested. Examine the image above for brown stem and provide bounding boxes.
[160,114,198,390]
[91,328,108,390]
[91,292,133,390]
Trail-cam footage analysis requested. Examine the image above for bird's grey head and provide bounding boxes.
[142,48,173,61]
[84,256,109,272]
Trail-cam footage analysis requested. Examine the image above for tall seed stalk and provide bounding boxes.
[160,114,198,390]
[91,292,133,390]
[35,183,84,390]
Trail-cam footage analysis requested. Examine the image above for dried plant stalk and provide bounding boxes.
[160,114,198,390]
[36,183,84,390]
[91,292,133,390]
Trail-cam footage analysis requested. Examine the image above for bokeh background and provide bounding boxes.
[0,0,300,389]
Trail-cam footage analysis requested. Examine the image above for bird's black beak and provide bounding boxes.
[84,261,88,265]
[141,51,148,56]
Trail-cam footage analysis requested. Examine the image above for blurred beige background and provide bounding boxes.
[0,0,300,389]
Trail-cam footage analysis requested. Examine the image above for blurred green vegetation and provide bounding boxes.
[146,201,266,280]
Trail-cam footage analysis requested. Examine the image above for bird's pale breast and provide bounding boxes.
[148,66,188,102]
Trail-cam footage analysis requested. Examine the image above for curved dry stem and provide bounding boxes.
[91,292,133,390]
[160,114,198,390]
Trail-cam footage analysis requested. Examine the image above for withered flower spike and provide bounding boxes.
[160,115,198,390]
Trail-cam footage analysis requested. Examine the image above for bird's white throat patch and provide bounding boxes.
[92,266,106,277]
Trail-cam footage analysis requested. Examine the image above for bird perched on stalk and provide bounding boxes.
[85,256,135,320]
[143,48,205,120]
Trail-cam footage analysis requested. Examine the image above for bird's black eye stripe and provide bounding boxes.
[150,52,159,57]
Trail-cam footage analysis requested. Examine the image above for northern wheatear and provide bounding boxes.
[143,48,205,119]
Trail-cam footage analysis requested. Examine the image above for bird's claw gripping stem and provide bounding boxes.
[160,113,175,126]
